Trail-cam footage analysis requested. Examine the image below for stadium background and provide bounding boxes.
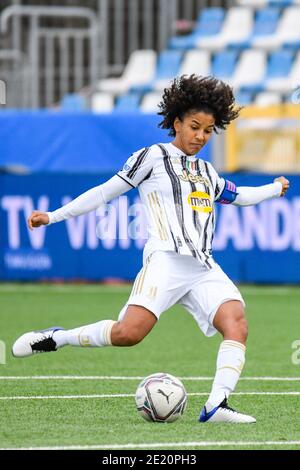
[0,0,300,283]
[0,0,300,451]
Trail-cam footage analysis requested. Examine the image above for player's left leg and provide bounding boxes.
[199,300,256,423]
[206,300,248,407]
[179,262,255,423]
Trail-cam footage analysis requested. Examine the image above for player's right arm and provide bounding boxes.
[27,175,131,230]
[28,147,153,230]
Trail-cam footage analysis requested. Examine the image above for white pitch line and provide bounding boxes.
[0,285,131,293]
[1,441,300,450]
[0,394,133,400]
[0,375,300,381]
[0,284,295,295]
[1,391,300,401]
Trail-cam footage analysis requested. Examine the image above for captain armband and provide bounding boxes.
[216,180,238,204]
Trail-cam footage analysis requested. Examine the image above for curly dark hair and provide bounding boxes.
[158,75,241,136]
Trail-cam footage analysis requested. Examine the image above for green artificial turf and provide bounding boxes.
[0,283,299,450]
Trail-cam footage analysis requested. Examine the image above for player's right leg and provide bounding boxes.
[12,251,188,358]
[11,305,157,358]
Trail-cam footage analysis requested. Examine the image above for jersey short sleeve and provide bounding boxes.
[117,147,153,188]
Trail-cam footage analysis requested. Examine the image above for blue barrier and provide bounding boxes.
[0,173,299,283]
[0,112,211,172]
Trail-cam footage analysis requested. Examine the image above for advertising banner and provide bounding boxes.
[0,173,299,283]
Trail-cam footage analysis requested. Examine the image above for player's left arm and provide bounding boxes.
[213,168,290,206]
[206,162,290,206]
[233,176,290,206]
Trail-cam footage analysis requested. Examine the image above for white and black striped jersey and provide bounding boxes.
[117,142,235,269]
[48,142,282,265]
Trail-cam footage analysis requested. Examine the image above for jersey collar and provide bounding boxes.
[164,142,198,159]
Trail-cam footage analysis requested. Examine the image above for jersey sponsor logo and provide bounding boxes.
[179,169,210,186]
[188,191,212,213]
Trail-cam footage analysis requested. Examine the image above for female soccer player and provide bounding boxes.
[12,75,289,423]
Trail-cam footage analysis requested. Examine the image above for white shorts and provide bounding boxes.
[119,251,245,337]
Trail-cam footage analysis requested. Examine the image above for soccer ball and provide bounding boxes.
[135,372,187,423]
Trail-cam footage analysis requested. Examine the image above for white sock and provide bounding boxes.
[205,340,245,411]
[53,320,116,348]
